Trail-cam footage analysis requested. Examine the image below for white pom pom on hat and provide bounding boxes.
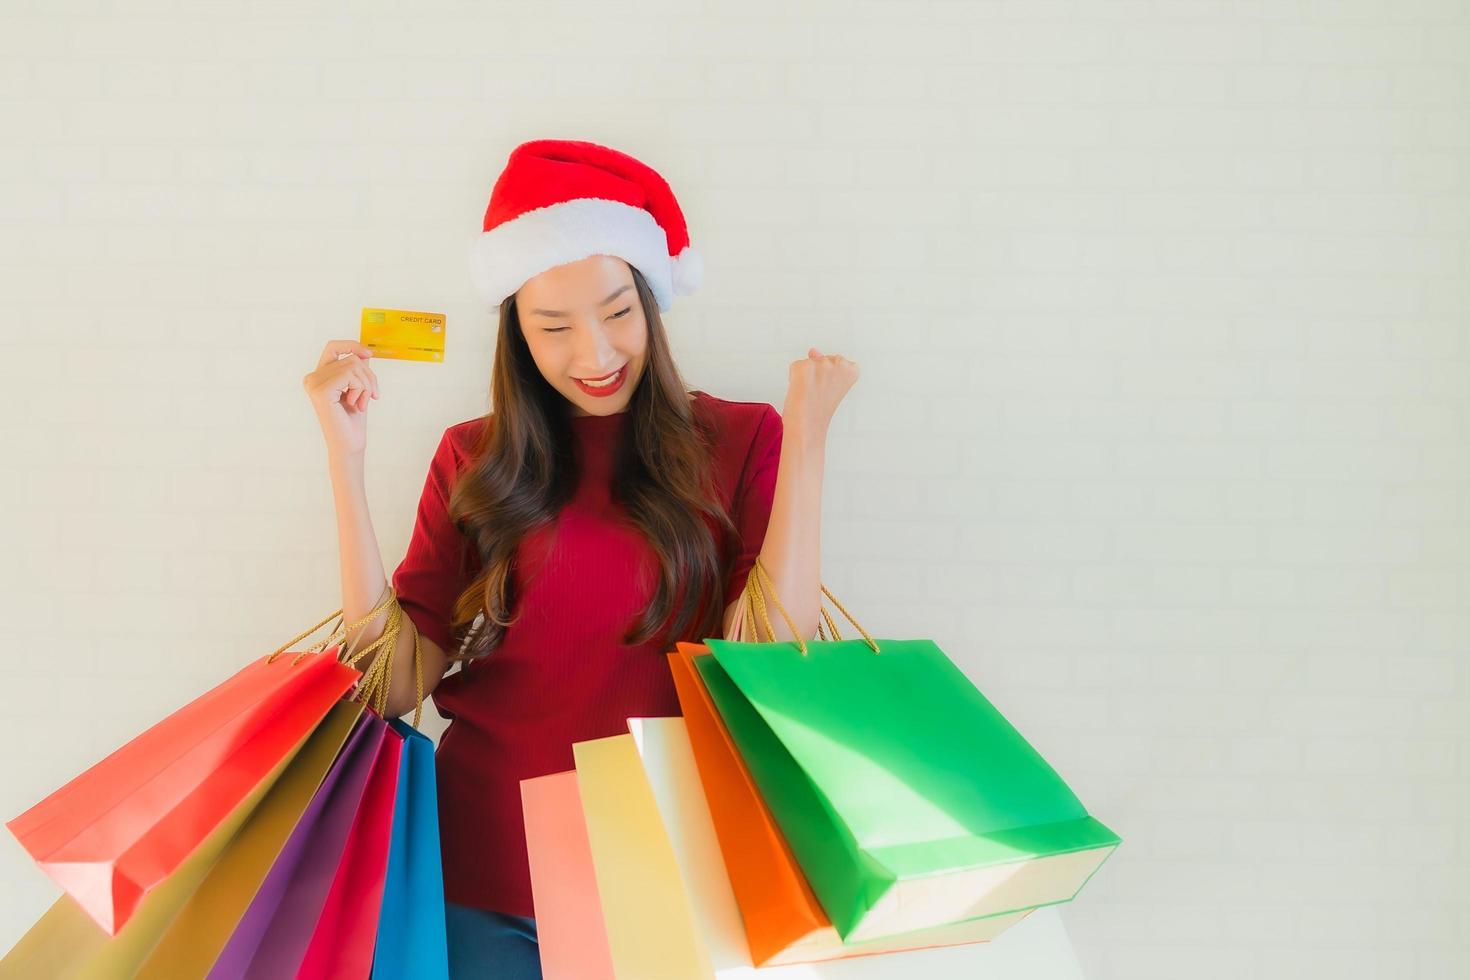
[468,139,702,315]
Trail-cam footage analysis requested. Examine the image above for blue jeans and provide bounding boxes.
[444,901,541,978]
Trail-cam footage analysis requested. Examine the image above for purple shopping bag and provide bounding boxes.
[207,710,390,980]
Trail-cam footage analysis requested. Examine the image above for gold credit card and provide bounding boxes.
[360,308,446,362]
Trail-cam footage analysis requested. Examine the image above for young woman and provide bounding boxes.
[301,140,858,977]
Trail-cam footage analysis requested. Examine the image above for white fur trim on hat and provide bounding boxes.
[469,197,680,313]
[670,243,703,296]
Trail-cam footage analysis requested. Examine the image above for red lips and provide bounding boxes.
[573,363,628,397]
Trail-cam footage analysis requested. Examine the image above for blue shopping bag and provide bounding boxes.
[371,719,450,979]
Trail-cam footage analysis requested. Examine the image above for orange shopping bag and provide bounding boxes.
[668,641,828,964]
[2,591,420,938]
[7,650,357,935]
[669,641,1031,967]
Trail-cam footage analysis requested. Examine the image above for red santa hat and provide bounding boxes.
[468,138,704,314]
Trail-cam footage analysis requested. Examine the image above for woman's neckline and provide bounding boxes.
[568,389,705,422]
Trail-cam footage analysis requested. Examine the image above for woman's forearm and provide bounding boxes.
[723,418,828,642]
[328,456,444,718]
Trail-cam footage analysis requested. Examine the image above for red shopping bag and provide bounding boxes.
[205,711,393,979]
[6,649,358,935]
[298,721,404,979]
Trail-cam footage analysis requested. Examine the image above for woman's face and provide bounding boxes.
[516,254,648,417]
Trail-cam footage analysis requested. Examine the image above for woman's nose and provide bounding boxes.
[574,324,616,364]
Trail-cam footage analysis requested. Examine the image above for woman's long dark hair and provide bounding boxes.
[441,263,740,663]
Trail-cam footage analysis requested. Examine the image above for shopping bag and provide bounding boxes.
[563,717,1088,979]
[2,586,429,976]
[629,715,1090,979]
[206,710,392,979]
[0,700,360,979]
[667,639,825,963]
[165,592,426,980]
[2,583,422,940]
[571,730,715,979]
[5,650,359,936]
[668,643,1031,967]
[297,720,403,979]
[521,770,617,980]
[700,558,1121,943]
[140,594,417,977]
[134,700,366,978]
[371,718,451,980]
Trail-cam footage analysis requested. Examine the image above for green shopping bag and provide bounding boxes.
[698,557,1121,945]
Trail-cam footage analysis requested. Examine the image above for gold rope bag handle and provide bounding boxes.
[263,584,427,729]
[730,556,879,656]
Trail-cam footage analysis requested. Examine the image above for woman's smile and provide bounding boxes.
[572,363,629,397]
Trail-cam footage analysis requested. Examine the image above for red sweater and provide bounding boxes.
[390,389,782,917]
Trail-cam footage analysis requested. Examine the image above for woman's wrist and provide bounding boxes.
[781,413,828,457]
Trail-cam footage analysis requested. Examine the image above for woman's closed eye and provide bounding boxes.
[543,307,632,333]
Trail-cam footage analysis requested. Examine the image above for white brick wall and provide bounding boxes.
[1,1,1465,976]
